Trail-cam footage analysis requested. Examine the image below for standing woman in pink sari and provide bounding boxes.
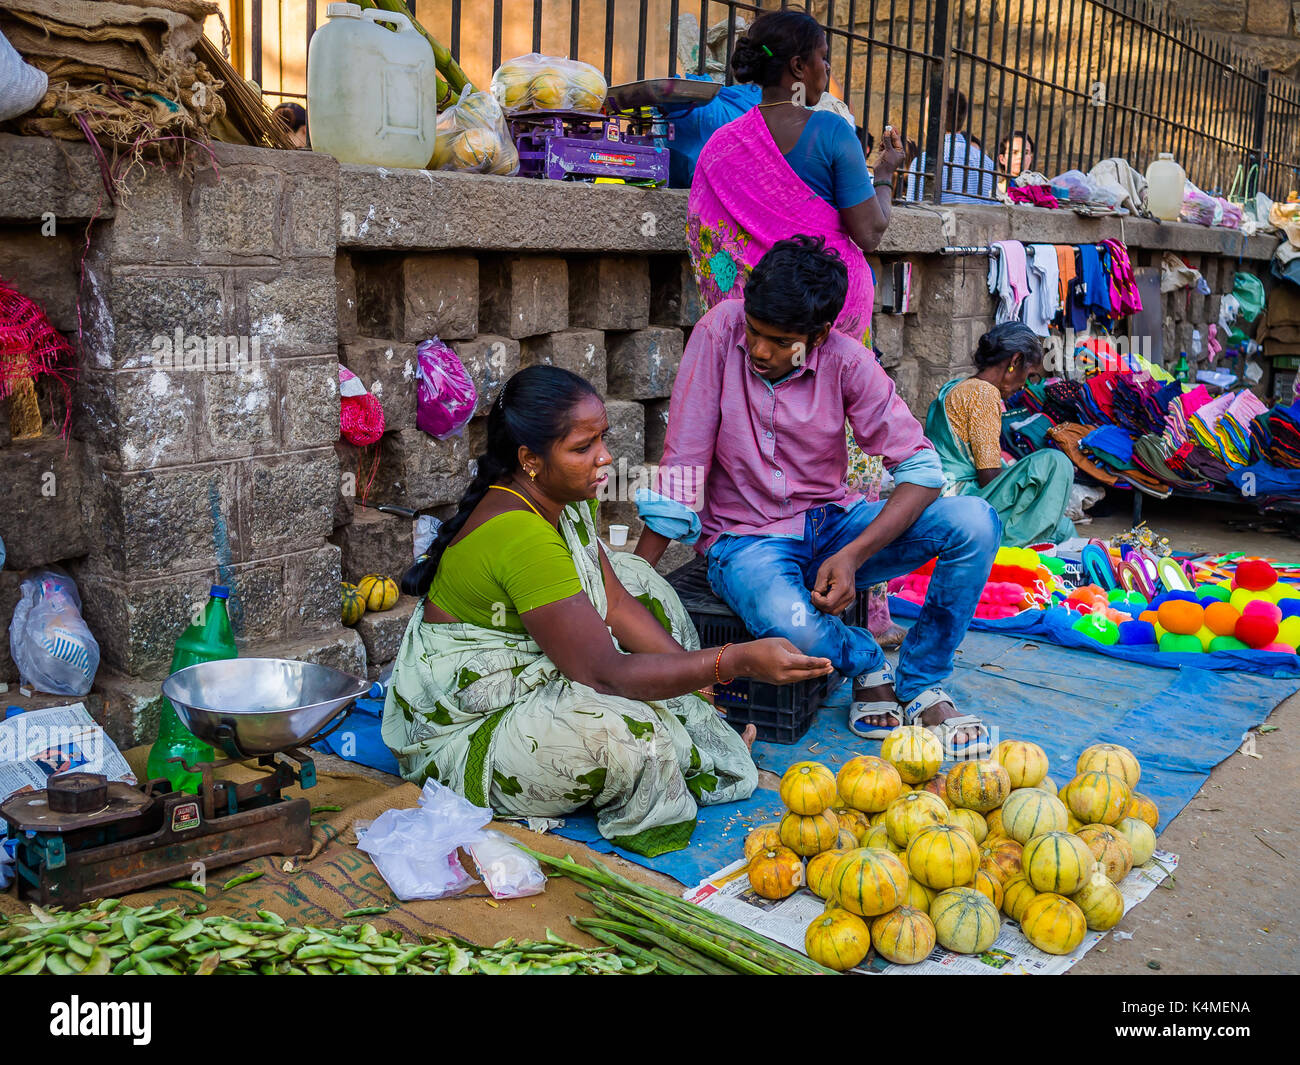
[688,9,910,649]
[687,9,905,345]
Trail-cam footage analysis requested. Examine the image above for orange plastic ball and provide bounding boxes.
[1139,610,1159,626]
[1156,599,1204,636]
[1203,602,1241,638]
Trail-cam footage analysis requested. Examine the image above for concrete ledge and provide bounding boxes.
[0,133,113,222]
[338,164,688,252]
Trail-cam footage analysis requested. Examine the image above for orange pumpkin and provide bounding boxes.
[780,761,837,815]
[805,908,871,971]
[835,755,904,813]
[779,809,840,857]
[747,847,804,900]
[945,759,1011,812]
[871,905,936,966]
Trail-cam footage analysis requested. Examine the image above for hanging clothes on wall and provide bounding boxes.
[1023,244,1061,337]
[987,239,1031,324]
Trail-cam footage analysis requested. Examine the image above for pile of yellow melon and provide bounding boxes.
[743,729,1160,972]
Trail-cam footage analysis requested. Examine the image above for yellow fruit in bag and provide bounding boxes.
[451,128,496,169]
[529,72,568,110]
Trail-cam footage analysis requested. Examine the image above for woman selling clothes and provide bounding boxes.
[687,8,910,644]
[925,322,1077,546]
[384,366,831,856]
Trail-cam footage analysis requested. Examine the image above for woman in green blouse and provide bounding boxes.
[384,365,830,856]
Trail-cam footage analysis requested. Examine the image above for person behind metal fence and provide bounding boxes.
[633,237,1001,759]
[903,89,997,203]
[925,322,1077,547]
[383,365,832,857]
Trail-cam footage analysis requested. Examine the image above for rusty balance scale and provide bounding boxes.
[1,659,369,906]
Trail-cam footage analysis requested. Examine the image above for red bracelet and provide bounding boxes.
[715,643,734,685]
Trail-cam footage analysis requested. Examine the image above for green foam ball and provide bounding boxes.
[1107,588,1128,603]
[1208,635,1249,652]
[1041,556,1066,575]
[1073,613,1120,645]
[1159,632,1204,653]
[1127,592,1149,608]
[1195,583,1229,602]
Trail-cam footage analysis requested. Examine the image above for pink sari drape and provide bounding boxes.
[687,106,875,343]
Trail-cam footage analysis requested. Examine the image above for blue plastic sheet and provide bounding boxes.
[314,631,1295,888]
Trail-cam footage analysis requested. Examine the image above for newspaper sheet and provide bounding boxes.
[0,703,136,801]
[686,849,1179,975]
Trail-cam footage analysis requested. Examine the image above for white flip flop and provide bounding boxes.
[900,687,992,761]
[848,665,902,739]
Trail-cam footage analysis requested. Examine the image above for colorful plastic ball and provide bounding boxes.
[1072,613,1120,645]
[1234,559,1278,591]
[1261,642,1296,654]
[1209,636,1249,652]
[1159,632,1203,653]
[1242,600,1282,623]
[1157,600,1204,636]
[1235,614,1279,649]
[1204,602,1241,637]
[1195,583,1230,602]
[1117,620,1157,645]
[1139,609,1159,625]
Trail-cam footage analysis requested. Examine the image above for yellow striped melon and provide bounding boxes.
[1077,742,1141,788]
[805,908,871,971]
[1114,816,1156,866]
[1020,892,1086,955]
[862,823,903,854]
[971,867,1004,911]
[945,759,1011,812]
[931,887,1001,954]
[919,770,951,807]
[903,876,937,911]
[829,848,910,917]
[884,791,949,847]
[1063,770,1131,826]
[806,848,851,899]
[1000,874,1041,922]
[833,807,872,844]
[871,905,936,965]
[946,807,988,844]
[1076,823,1134,882]
[880,725,943,784]
[983,807,1007,841]
[1072,871,1125,930]
[1000,788,1070,844]
[835,755,903,812]
[1035,774,1059,795]
[1125,792,1159,830]
[780,761,837,814]
[906,824,980,890]
[994,739,1049,788]
[743,822,783,860]
[357,573,398,612]
[1023,831,1096,894]
[779,809,840,856]
[341,582,365,626]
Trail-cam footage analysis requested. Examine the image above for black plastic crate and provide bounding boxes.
[665,557,838,745]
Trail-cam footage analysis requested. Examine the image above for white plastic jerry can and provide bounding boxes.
[307,2,437,168]
[1144,152,1186,222]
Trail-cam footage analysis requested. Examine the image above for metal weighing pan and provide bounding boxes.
[605,78,722,113]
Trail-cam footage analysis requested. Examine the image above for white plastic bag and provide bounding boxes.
[355,779,491,900]
[490,52,607,114]
[8,570,100,696]
[429,90,519,175]
[466,830,546,899]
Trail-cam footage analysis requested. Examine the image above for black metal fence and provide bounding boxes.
[238,0,1300,203]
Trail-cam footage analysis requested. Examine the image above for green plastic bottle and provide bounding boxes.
[147,585,237,792]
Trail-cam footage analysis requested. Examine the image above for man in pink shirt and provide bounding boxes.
[634,237,1000,757]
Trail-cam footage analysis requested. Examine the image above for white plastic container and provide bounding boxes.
[1145,152,1186,221]
[306,2,437,169]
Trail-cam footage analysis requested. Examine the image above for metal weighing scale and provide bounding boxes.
[0,658,369,907]
[508,78,722,186]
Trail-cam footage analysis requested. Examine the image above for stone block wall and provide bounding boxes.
[0,133,1280,747]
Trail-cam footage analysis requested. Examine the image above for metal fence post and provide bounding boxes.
[1254,66,1270,186]
[923,0,952,203]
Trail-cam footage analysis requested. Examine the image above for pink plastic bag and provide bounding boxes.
[416,338,477,439]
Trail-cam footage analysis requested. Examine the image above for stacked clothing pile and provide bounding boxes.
[987,240,1143,339]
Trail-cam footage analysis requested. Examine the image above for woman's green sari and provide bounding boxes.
[925,377,1076,546]
[381,498,757,857]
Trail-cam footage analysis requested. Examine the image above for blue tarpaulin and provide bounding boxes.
[317,628,1295,888]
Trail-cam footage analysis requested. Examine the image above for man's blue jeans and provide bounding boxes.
[706,497,1001,702]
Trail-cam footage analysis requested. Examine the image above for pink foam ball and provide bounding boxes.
[1243,600,1283,623]
[1261,642,1295,654]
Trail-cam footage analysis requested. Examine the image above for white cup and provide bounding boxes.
[608,524,629,547]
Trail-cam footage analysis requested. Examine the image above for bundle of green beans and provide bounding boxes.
[522,849,837,976]
[0,899,651,976]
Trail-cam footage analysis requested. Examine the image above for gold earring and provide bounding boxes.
[529,469,537,481]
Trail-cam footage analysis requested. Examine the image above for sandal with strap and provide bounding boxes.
[848,664,902,740]
[900,687,993,761]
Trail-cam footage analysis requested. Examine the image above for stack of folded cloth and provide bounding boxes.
[1078,424,1172,497]
[1111,373,1167,435]
[1188,388,1267,469]
[1251,402,1300,468]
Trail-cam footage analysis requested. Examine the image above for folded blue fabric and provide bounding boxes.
[1082,424,1135,465]
[635,488,702,544]
[1227,460,1300,497]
